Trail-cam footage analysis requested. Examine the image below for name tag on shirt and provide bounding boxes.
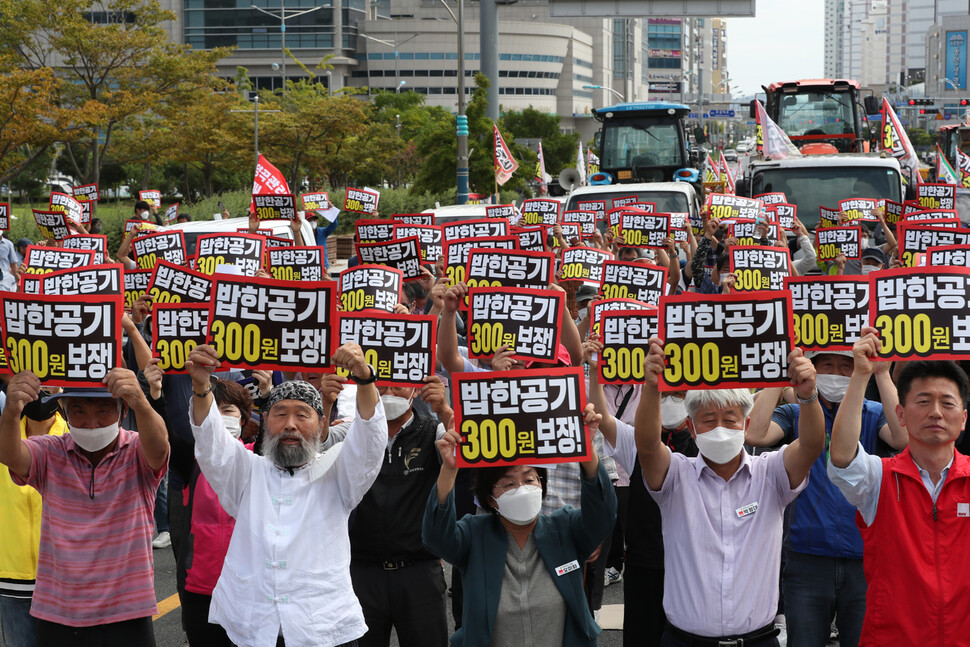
[555,560,580,576]
[736,502,759,518]
[958,503,970,518]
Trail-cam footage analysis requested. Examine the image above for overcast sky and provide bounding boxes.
[726,0,825,98]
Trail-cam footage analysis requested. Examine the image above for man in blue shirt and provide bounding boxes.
[304,209,339,273]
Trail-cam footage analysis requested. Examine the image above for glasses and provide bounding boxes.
[492,474,541,495]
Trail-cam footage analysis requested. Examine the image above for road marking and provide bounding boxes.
[153,593,181,621]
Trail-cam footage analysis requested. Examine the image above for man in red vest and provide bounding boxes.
[829,326,970,646]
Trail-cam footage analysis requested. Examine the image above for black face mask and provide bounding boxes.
[22,393,60,422]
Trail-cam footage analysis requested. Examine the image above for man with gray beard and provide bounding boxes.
[186,343,387,647]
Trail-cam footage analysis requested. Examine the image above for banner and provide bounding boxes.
[252,193,297,221]
[301,192,330,210]
[466,286,564,364]
[72,184,99,202]
[839,198,880,222]
[599,310,658,384]
[152,303,209,373]
[147,260,212,304]
[253,155,290,196]
[494,125,519,186]
[754,99,802,159]
[897,224,970,267]
[443,236,518,284]
[23,246,94,274]
[619,212,670,248]
[917,183,956,210]
[658,291,794,390]
[945,31,968,90]
[559,246,612,286]
[577,140,587,186]
[339,264,403,313]
[442,218,509,242]
[452,368,589,467]
[718,150,736,194]
[928,244,970,267]
[600,261,667,305]
[33,209,73,241]
[125,218,159,234]
[131,231,188,270]
[344,187,380,215]
[937,145,959,185]
[534,141,549,191]
[880,97,919,181]
[267,246,324,281]
[124,268,152,309]
[62,234,107,265]
[206,275,337,371]
[356,219,397,244]
[815,226,862,261]
[337,313,437,387]
[392,213,434,226]
[786,276,868,351]
[958,148,970,189]
[521,198,561,226]
[766,203,796,231]
[728,246,792,292]
[589,298,652,336]
[21,264,122,296]
[562,210,597,237]
[0,293,123,387]
[485,204,517,220]
[869,267,970,360]
[138,190,162,207]
[356,236,423,280]
[903,209,959,225]
[196,233,266,276]
[466,249,555,291]
[396,224,443,266]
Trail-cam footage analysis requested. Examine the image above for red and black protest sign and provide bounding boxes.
[300,192,330,211]
[903,201,925,216]
[869,267,970,361]
[206,275,337,371]
[839,198,880,222]
[521,198,561,226]
[163,203,180,225]
[560,246,612,286]
[0,293,123,387]
[392,213,435,226]
[818,206,841,229]
[588,297,652,336]
[917,183,956,210]
[151,303,209,373]
[485,204,516,220]
[881,199,904,225]
[267,246,325,281]
[815,226,862,261]
[555,224,581,248]
[139,190,161,208]
[337,312,437,387]
[928,244,970,267]
[619,212,670,248]
[728,246,791,292]
[605,207,632,239]
[132,231,188,270]
[903,209,959,225]
[49,192,84,225]
[356,236,423,281]
[706,193,762,223]
[658,291,794,391]
[467,286,564,364]
[598,309,659,384]
[62,234,107,265]
[339,264,403,313]
[147,260,212,304]
[344,187,380,214]
[125,219,159,234]
[451,367,590,467]
[897,224,970,267]
[33,209,73,241]
[786,276,868,351]
[466,248,554,291]
[755,192,787,205]
[442,218,510,242]
[668,212,689,243]
[511,226,546,253]
[562,210,597,237]
[23,246,94,274]
[612,195,640,209]
[443,235,518,285]
[72,184,100,202]
[396,224,442,265]
[766,203,796,231]
[21,264,123,296]
[124,268,152,309]
[356,219,397,244]
[730,219,780,245]
[600,261,667,305]
[196,232,266,276]
[0,203,8,231]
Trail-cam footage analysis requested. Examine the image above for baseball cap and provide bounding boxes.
[42,387,114,404]
[575,284,599,305]
[524,344,573,368]
[804,350,853,360]
[861,247,886,266]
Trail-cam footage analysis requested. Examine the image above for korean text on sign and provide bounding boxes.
[815,226,862,261]
[559,246,612,286]
[356,236,423,280]
[728,246,791,292]
[600,261,666,305]
[467,286,564,364]
[27,265,122,297]
[443,236,518,285]
[253,193,297,221]
[152,304,209,373]
[465,249,554,291]
[268,246,324,281]
[599,310,658,384]
[132,231,188,269]
[344,187,380,214]
[148,261,212,304]
[196,233,266,276]
[786,276,868,351]
[588,298,652,336]
[338,264,403,313]
[337,313,436,387]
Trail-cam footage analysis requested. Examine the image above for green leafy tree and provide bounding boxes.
[500,107,580,177]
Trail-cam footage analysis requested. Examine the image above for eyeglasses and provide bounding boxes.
[492,474,541,495]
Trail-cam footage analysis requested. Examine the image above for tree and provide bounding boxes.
[501,107,580,177]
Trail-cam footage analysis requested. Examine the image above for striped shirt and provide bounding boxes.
[12,428,165,626]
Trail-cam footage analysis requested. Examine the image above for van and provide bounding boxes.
[160,216,316,256]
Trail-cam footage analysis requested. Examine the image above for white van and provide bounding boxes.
[160,216,316,256]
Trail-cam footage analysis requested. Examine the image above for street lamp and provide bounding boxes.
[583,84,624,103]
[396,80,407,93]
[230,94,282,169]
[360,33,420,94]
[432,0,468,204]
[250,2,329,92]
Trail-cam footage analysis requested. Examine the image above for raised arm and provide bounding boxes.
[332,343,379,420]
[874,357,907,450]
[0,372,42,478]
[634,338,670,491]
[831,327,880,468]
[105,367,169,472]
[781,349,825,489]
[746,387,786,447]
[583,334,616,449]
[437,282,467,376]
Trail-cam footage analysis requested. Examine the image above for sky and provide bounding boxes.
[726,0,825,98]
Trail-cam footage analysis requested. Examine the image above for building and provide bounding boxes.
[824,0,845,78]
[926,16,970,101]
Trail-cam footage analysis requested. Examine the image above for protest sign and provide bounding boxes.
[466,286,564,364]
[869,267,970,360]
[392,213,435,226]
[124,268,152,308]
[337,313,436,387]
[152,303,209,373]
[139,190,161,207]
[897,224,970,267]
[598,309,659,384]
[605,207,635,239]
[125,219,159,234]
[485,204,516,220]
[730,219,780,245]
[766,203,796,231]
[902,209,959,225]
[658,291,794,390]
[343,187,380,214]
[755,192,787,205]
[786,276,868,351]
[882,199,904,225]
[33,209,72,241]
[600,261,667,305]
[21,264,122,296]
[48,192,84,225]
[147,260,212,303]
[588,298,652,335]
[917,182,956,210]
[520,198,561,226]
[559,246,612,286]
[163,203,179,225]
[0,203,8,231]
[818,206,841,229]
[668,212,689,243]
[62,234,107,265]
[728,246,792,292]
[72,184,99,202]
[206,275,337,371]
[442,218,509,242]
[0,293,123,387]
[619,212,670,248]
[300,192,330,211]
[612,195,640,209]
[339,264,403,313]
[78,199,93,225]
[562,210,597,237]
[928,244,970,267]
[356,219,397,244]
[356,236,423,280]
[815,226,862,261]
[903,201,925,216]
[511,226,546,252]
[839,198,880,222]
[443,235,518,284]
[267,246,324,281]
[131,231,188,269]
[452,368,589,467]
[395,224,442,265]
[466,249,554,290]
[574,199,607,222]
[706,193,762,222]
[252,193,297,221]
[23,246,94,274]
[196,233,266,276]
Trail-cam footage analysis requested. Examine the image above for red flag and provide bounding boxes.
[494,126,519,186]
[253,154,290,196]
[718,151,736,194]
[879,98,919,183]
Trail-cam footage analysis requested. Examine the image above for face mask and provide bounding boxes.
[694,426,745,464]
[23,394,60,422]
[139,211,149,220]
[861,264,881,275]
[493,485,543,525]
[719,272,731,284]
[816,373,852,403]
[860,237,870,249]
[381,392,413,420]
[222,414,242,439]
[576,307,588,322]
[660,397,688,429]
[69,421,120,453]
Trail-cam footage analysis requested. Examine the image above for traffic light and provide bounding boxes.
[908,98,934,106]
[961,99,970,106]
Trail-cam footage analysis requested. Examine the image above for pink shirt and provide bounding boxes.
[12,428,165,626]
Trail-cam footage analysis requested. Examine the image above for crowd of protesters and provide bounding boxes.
[0,191,968,647]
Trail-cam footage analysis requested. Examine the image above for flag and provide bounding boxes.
[958,147,970,189]
[251,154,290,216]
[937,144,959,185]
[704,153,719,183]
[754,100,802,159]
[587,150,600,175]
[879,97,919,182]
[718,150,736,194]
[577,141,587,186]
[534,142,551,194]
[494,125,519,186]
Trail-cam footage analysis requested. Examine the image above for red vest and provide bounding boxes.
[857,448,970,646]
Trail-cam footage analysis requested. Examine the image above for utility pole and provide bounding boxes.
[457,0,470,203]
[231,94,281,171]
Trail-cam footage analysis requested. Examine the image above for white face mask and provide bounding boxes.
[69,421,120,453]
[222,414,242,439]
[576,307,588,323]
[660,396,688,429]
[719,272,731,285]
[816,373,852,403]
[861,264,881,275]
[694,426,745,464]
[381,391,413,420]
[493,485,543,525]
[860,237,870,249]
